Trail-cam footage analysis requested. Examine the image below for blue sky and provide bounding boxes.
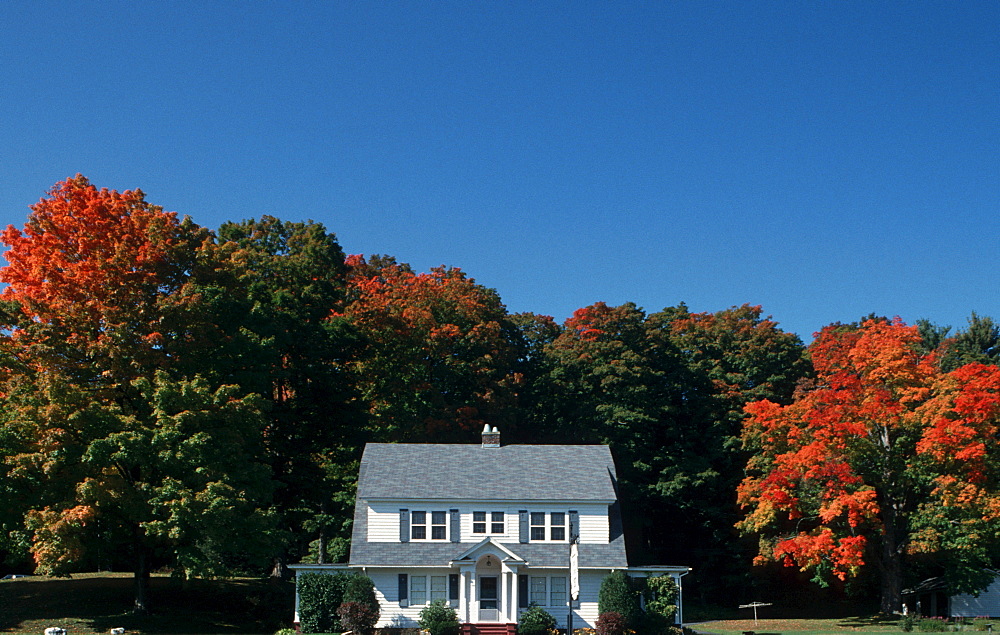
[2,1,997,341]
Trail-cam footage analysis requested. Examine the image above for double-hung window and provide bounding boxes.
[430,575,448,602]
[411,575,427,605]
[550,512,566,541]
[550,576,567,605]
[530,512,546,540]
[529,512,567,541]
[412,511,447,540]
[474,511,505,535]
[530,576,547,605]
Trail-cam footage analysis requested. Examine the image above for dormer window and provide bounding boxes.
[412,511,447,540]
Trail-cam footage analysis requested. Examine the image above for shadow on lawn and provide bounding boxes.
[0,574,294,634]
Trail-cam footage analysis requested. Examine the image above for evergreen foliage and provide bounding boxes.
[598,571,642,629]
[296,571,352,633]
[517,604,557,635]
[418,600,460,635]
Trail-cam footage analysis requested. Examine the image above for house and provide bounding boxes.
[291,426,690,633]
[904,573,1000,618]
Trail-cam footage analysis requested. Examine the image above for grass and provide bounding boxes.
[0,572,295,634]
[693,615,916,635]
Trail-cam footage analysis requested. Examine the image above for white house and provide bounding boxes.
[291,427,689,634]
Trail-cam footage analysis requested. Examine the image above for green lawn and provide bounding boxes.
[692,616,960,635]
[0,572,294,634]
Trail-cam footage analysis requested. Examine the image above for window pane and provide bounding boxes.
[551,526,566,541]
[411,576,427,605]
[491,522,505,534]
[412,525,426,539]
[530,512,545,525]
[492,512,504,522]
[530,527,545,541]
[551,512,565,526]
[474,511,486,522]
[412,511,426,525]
[473,522,486,534]
[431,576,447,601]
[431,525,446,540]
[432,511,447,525]
[530,577,547,604]
[550,577,567,605]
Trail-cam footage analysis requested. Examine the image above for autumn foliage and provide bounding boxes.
[739,318,1000,611]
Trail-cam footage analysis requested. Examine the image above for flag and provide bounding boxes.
[570,540,579,601]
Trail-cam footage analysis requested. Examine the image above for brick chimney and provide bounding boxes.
[481,424,500,448]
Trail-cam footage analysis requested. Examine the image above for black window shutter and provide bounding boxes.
[518,510,528,543]
[398,573,408,606]
[569,510,579,541]
[518,574,529,608]
[400,509,410,542]
[449,574,459,601]
[450,509,460,543]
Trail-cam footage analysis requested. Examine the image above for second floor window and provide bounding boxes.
[473,511,505,534]
[530,511,567,541]
[412,511,447,540]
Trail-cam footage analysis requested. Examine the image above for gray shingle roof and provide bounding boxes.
[357,443,619,501]
[348,442,629,568]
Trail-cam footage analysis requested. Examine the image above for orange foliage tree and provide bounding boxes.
[0,177,277,612]
[738,318,1000,613]
[339,255,522,442]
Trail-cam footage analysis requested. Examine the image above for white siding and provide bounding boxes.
[366,501,612,545]
[369,567,455,628]
[952,577,1000,617]
[514,569,606,628]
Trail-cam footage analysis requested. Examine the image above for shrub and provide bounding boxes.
[337,600,380,635]
[274,630,296,635]
[419,599,460,635]
[901,614,916,632]
[297,571,353,633]
[518,604,557,635]
[598,571,642,629]
[918,617,950,632]
[596,611,628,635]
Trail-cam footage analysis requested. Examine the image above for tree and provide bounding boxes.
[738,318,1000,613]
[340,255,522,442]
[216,217,360,573]
[0,177,279,611]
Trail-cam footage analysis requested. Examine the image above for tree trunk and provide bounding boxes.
[878,504,904,614]
[133,544,151,614]
[318,530,327,565]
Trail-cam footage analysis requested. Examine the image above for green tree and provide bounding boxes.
[216,217,361,573]
[0,177,280,611]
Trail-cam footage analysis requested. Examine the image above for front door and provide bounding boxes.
[478,575,499,622]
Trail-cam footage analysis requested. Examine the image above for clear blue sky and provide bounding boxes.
[2,1,997,341]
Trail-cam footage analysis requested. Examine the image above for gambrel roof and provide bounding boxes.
[357,443,619,502]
